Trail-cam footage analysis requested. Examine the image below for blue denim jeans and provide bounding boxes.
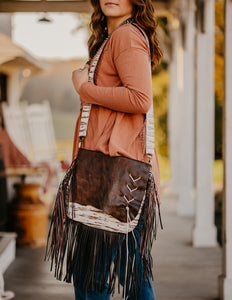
[73,225,156,299]
[74,276,155,300]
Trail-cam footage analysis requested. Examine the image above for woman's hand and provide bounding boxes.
[72,66,89,95]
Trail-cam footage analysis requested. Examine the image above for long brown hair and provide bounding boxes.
[88,0,163,69]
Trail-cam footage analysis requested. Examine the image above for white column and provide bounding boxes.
[178,0,196,216]
[7,71,29,105]
[192,0,217,247]
[219,0,232,298]
[0,13,11,37]
[168,21,182,196]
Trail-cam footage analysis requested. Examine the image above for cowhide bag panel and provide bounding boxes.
[69,148,151,223]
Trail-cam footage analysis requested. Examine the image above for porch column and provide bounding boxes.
[219,0,232,298]
[178,0,196,216]
[7,71,29,105]
[192,0,217,246]
[168,19,183,196]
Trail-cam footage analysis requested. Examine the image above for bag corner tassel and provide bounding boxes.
[140,172,163,261]
[44,158,78,281]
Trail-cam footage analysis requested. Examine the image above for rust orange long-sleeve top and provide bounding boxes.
[72,23,161,202]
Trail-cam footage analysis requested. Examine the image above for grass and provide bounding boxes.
[52,112,78,140]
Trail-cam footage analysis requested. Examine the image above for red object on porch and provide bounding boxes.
[0,128,30,168]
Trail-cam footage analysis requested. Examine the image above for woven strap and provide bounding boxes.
[79,24,155,156]
[146,102,155,155]
[78,37,109,145]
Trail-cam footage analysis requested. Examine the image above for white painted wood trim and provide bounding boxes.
[0,232,17,274]
[178,0,195,216]
[220,0,232,299]
[192,0,217,247]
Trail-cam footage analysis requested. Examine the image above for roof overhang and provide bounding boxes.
[0,0,170,16]
[0,32,23,64]
[0,32,49,75]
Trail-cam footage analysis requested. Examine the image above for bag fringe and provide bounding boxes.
[44,159,163,298]
[140,173,163,260]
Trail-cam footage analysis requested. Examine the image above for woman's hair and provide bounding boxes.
[88,0,163,69]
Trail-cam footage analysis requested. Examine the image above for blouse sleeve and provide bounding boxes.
[79,27,152,114]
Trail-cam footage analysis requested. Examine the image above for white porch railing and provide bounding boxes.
[2,100,57,164]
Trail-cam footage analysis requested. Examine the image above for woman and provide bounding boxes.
[48,0,163,299]
[71,0,163,298]
[72,0,162,208]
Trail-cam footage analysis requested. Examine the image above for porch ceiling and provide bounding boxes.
[0,0,170,15]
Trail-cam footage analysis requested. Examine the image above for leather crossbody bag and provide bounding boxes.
[45,18,163,299]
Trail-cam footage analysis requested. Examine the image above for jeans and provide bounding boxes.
[74,276,155,300]
[73,230,156,299]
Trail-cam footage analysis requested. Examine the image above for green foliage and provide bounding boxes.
[152,63,169,159]
[213,159,223,184]
[215,96,223,160]
[215,0,224,102]
[158,155,171,182]
[214,0,224,159]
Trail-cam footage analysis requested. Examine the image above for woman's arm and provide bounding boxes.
[78,28,152,114]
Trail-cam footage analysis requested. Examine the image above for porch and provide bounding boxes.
[3,185,221,300]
